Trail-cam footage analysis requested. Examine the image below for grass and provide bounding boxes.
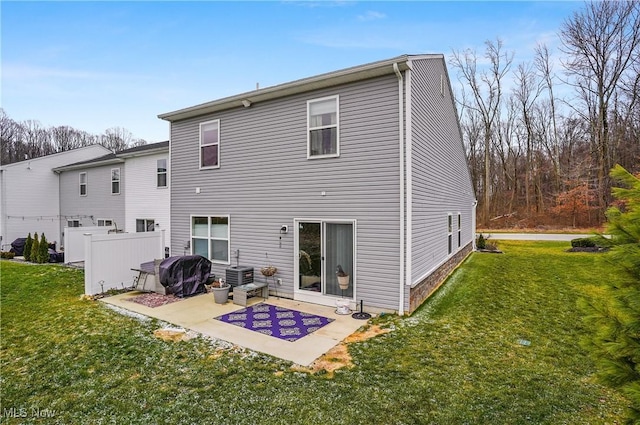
[1,241,629,424]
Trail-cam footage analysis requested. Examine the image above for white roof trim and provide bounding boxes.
[158,55,422,122]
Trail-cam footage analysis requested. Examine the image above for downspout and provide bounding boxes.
[0,169,5,249]
[472,200,478,249]
[405,65,413,291]
[394,62,405,315]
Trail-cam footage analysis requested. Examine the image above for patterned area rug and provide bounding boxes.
[127,292,182,308]
[215,304,334,342]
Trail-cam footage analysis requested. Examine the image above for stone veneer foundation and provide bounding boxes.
[408,242,473,314]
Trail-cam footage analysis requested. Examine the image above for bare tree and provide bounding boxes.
[513,62,543,215]
[100,127,133,152]
[0,109,21,164]
[534,44,562,192]
[451,39,514,225]
[51,126,83,152]
[21,120,53,159]
[560,0,640,210]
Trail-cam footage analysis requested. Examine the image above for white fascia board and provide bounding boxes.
[158,56,412,122]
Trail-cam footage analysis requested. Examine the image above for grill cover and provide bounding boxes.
[158,255,210,298]
[10,238,26,256]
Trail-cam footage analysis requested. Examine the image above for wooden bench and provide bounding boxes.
[233,282,268,306]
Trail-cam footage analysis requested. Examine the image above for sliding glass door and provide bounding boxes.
[296,220,354,299]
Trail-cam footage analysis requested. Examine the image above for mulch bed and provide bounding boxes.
[567,247,610,253]
[127,292,183,308]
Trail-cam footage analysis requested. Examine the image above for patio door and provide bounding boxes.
[295,220,355,305]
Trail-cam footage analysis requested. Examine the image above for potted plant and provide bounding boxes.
[260,253,277,277]
[210,278,230,304]
[336,265,350,290]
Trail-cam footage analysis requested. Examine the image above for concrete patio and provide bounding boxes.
[100,291,369,366]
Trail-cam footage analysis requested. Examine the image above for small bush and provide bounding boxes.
[485,241,500,251]
[571,236,612,248]
[477,234,487,250]
[23,233,33,261]
[1,251,15,259]
[30,233,40,263]
[38,233,49,263]
[571,237,596,248]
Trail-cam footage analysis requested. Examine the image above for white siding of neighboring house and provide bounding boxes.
[0,145,111,250]
[124,152,171,254]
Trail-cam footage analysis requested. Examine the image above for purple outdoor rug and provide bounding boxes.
[215,304,334,342]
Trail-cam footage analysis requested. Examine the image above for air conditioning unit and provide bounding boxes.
[225,266,254,287]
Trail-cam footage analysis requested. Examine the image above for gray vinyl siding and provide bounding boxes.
[59,165,125,233]
[170,74,402,311]
[409,58,476,285]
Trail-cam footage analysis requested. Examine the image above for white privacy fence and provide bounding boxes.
[64,226,114,263]
[84,231,165,295]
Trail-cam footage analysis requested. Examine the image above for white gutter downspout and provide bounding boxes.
[394,62,405,315]
[472,200,478,250]
[405,65,413,293]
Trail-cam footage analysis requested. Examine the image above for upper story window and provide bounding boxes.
[157,159,167,187]
[97,219,113,227]
[200,120,220,169]
[308,95,339,159]
[67,220,80,228]
[79,172,87,196]
[111,168,121,195]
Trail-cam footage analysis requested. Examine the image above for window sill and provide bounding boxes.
[307,154,340,160]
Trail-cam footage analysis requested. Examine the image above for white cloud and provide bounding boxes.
[357,10,386,22]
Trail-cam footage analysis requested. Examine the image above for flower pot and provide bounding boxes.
[335,298,351,315]
[212,285,230,304]
[337,275,350,290]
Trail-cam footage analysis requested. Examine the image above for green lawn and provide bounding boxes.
[1,241,629,424]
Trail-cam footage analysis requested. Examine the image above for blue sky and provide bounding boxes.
[1,1,582,143]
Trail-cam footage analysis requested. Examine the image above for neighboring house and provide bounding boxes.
[0,145,112,250]
[119,142,171,255]
[159,54,476,314]
[53,141,171,253]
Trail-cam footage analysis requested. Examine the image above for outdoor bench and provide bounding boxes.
[233,282,269,307]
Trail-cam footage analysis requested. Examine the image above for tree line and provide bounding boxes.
[0,108,148,165]
[452,0,639,228]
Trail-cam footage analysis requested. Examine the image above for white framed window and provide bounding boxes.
[67,220,80,228]
[447,214,453,255]
[136,219,155,232]
[79,172,87,196]
[157,159,167,187]
[457,213,462,248]
[307,95,339,159]
[111,168,120,195]
[200,120,220,169]
[97,219,113,227]
[191,215,229,264]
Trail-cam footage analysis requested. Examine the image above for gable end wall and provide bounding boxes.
[407,57,476,312]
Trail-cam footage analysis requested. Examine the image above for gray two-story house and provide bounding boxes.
[159,54,476,314]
